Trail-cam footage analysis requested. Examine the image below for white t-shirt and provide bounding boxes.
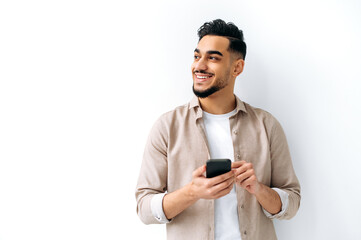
[203,109,242,240]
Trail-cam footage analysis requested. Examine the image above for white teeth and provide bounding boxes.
[196,75,212,79]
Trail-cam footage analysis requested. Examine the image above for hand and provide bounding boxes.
[232,161,260,195]
[188,165,235,200]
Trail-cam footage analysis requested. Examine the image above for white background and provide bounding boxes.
[1,0,361,239]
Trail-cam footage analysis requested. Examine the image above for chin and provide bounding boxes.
[193,85,208,93]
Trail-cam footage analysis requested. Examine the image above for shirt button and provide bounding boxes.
[237,154,241,159]
[244,230,247,235]
[241,204,244,209]
[233,130,238,135]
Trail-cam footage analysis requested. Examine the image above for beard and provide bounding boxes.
[192,74,229,99]
[192,84,223,98]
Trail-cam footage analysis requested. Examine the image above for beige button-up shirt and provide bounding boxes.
[135,96,301,240]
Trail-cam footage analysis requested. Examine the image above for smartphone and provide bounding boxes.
[206,159,232,178]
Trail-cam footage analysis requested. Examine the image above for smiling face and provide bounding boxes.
[192,35,234,98]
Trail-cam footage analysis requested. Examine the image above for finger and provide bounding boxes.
[214,181,235,199]
[208,175,234,198]
[212,174,235,192]
[234,162,253,176]
[203,172,234,195]
[209,170,234,185]
[240,175,257,189]
[193,165,206,178]
[236,168,255,183]
[231,160,246,169]
[234,166,247,176]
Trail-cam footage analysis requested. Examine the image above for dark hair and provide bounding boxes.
[197,19,247,60]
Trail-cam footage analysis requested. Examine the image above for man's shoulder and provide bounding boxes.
[158,101,193,121]
[243,101,274,118]
[151,101,193,132]
[242,101,280,127]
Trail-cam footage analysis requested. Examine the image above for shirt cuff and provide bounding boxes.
[150,193,171,223]
[262,188,289,219]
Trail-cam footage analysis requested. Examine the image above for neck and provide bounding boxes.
[199,91,236,114]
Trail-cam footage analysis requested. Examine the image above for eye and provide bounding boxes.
[194,55,200,60]
[209,56,218,60]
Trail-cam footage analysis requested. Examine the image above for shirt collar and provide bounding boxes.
[189,95,247,119]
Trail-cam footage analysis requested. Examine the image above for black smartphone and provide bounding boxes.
[206,159,232,178]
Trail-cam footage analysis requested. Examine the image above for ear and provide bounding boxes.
[232,59,245,77]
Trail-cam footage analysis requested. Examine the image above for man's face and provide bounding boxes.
[192,35,233,98]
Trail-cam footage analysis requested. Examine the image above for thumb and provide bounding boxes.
[193,165,206,177]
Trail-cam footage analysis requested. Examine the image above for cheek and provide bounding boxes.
[211,67,221,76]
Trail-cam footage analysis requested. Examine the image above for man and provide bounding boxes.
[135,19,300,240]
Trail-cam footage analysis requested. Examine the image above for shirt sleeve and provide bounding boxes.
[262,188,289,219]
[267,115,301,220]
[151,193,172,223]
[135,115,170,224]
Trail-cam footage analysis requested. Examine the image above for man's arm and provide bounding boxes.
[135,117,169,225]
[163,165,235,219]
[268,117,301,219]
[254,184,283,214]
[136,115,236,223]
[232,161,282,214]
[232,116,301,219]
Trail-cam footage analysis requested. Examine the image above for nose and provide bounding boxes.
[194,57,207,72]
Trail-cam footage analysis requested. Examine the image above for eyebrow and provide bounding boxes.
[194,48,223,57]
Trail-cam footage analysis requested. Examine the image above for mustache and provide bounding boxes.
[193,70,214,75]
